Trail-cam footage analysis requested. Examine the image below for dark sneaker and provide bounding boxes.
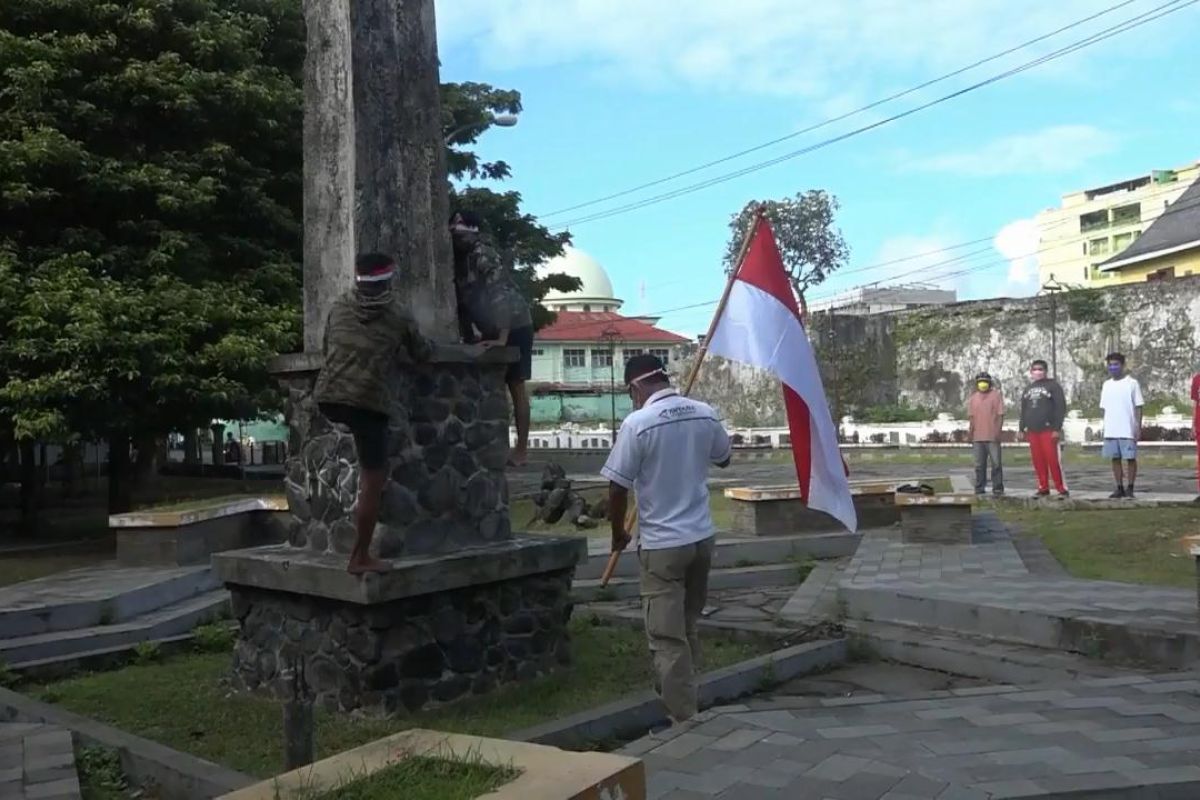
[1109,487,1125,499]
[993,490,1005,498]
[1126,487,1136,500]
[1035,489,1050,498]
[1058,490,1070,498]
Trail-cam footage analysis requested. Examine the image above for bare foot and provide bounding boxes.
[508,450,528,468]
[347,556,392,575]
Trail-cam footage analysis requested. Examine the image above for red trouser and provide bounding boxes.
[1195,417,1200,491]
[1027,430,1065,493]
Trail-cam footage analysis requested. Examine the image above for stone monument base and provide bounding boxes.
[214,536,586,716]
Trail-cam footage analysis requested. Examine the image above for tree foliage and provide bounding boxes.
[0,0,304,509]
[443,83,578,330]
[724,191,850,297]
[0,0,573,514]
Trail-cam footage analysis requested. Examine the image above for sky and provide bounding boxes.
[435,0,1200,337]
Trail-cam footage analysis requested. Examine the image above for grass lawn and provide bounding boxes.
[311,756,519,800]
[33,616,767,778]
[996,505,1200,588]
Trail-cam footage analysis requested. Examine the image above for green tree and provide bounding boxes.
[724,191,850,298]
[443,82,579,330]
[0,0,304,513]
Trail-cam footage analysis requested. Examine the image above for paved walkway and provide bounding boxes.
[623,671,1200,798]
[0,724,81,800]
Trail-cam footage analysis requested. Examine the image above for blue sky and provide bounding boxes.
[436,0,1200,336]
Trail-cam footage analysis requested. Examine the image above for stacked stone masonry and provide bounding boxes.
[229,568,575,716]
[278,356,512,558]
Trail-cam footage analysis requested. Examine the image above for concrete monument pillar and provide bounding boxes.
[215,0,584,717]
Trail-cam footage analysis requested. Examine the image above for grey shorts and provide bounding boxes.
[1102,438,1137,460]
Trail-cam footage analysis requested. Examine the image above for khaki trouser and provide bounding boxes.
[638,536,715,722]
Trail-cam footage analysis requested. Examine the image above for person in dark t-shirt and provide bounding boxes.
[1019,359,1068,497]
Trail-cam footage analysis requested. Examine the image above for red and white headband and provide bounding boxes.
[356,263,395,283]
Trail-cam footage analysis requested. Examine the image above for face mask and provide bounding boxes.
[1107,364,1122,376]
[976,382,989,392]
[1030,370,1045,380]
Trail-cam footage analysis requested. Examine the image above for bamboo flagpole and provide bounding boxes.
[599,205,766,587]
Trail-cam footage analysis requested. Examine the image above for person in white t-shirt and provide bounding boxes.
[1099,352,1144,499]
[601,354,732,723]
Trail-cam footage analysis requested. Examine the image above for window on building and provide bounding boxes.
[563,349,586,368]
[591,349,613,367]
[649,348,671,363]
[531,348,544,357]
[1079,210,1108,233]
[623,348,644,363]
[1087,237,1110,256]
[582,304,591,312]
[1112,232,1135,252]
[1111,203,1141,227]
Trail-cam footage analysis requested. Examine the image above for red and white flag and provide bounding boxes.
[706,216,857,532]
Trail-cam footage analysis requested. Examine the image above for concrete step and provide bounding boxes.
[847,620,1136,685]
[574,532,860,581]
[573,563,806,602]
[0,565,218,639]
[2,589,230,668]
[841,582,1200,670]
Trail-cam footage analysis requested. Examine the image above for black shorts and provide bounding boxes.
[506,325,533,384]
[318,403,389,470]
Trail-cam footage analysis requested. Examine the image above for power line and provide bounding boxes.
[535,0,1139,220]
[549,1,1196,230]
[639,175,1193,301]
[639,186,1200,330]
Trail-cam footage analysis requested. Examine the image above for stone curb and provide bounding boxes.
[574,562,803,602]
[580,604,809,642]
[0,687,255,800]
[506,638,847,749]
[995,494,1198,510]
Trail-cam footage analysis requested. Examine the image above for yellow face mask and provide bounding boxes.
[976,381,990,392]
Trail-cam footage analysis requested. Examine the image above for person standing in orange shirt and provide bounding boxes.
[967,372,1005,496]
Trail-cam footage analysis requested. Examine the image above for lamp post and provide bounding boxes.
[1041,274,1065,378]
[600,327,622,447]
[444,112,518,145]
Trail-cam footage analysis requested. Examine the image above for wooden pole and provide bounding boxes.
[600,206,765,586]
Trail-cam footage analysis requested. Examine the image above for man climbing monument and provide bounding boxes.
[314,253,434,574]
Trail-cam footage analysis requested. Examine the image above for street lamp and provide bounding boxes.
[600,327,622,447]
[444,112,518,145]
[1040,274,1065,378]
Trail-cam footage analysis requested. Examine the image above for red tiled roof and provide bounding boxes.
[536,311,690,343]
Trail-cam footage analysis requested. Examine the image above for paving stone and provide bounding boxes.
[1085,726,1167,742]
[818,724,899,739]
[709,728,771,752]
[806,753,874,782]
[650,733,717,759]
[968,778,1043,798]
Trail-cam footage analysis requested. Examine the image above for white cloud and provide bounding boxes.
[905,125,1117,177]
[436,0,1136,105]
[994,218,1041,295]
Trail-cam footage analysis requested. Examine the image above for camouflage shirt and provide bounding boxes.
[455,235,532,339]
[313,290,434,415]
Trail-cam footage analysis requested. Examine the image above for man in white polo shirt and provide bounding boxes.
[602,354,732,723]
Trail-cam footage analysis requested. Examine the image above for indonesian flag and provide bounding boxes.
[706,216,858,532]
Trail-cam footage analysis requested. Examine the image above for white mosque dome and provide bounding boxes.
[538,246,622,311]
